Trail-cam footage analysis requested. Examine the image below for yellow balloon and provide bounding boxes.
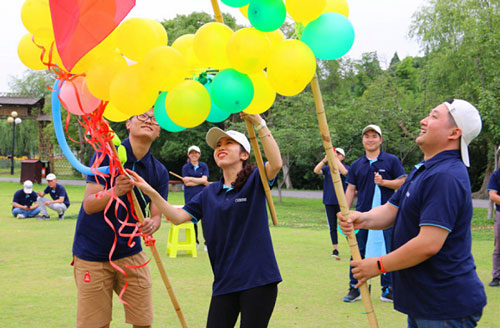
[193,22,233,69]
[227,28,271,74]
[109,66,158,116]
[172,34,203,77]
[103,103,131,122]
[21,0,53,39]
[265,30,285,48]
[286,0,326,23]
[116,18,167,62]
[324,0,349,17]
[17,33,46,70]
[239,4,249,19]
[244,71,276,114]
[166,80,211,128]
[140,46,187,91]
[146,18,168,46]
[86,52,128,100]
[267,40,317,97]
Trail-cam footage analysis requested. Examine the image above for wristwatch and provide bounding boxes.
[255,119,267,131]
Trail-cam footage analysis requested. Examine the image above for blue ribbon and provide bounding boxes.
[365,158,387,258]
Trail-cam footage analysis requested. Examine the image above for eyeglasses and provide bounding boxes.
[136,113,159,126]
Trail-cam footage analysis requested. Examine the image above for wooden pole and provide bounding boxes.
[209,0,278,225]
[108,140,188,328]
[310,74,379,327]
[169,171,183,180]
[245,119,279,225]
[129,192,189,328]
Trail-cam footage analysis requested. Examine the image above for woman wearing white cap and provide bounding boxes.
[182,145,209,249]
[314,148,349,259]
[128,113,282,328]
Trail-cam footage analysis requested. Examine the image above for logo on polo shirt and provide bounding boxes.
[235,198,247,203]
[378,169,386,173]
[406,191,410,198]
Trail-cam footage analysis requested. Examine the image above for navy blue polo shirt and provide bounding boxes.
[488,168,500,211]
[321,164,350,205]
[44,183,70,208]
[346,151,406,211]
[73,138,169,261]
[183,167,282,296]
[182,161,209,203]
[12,190,38,209]
[388,150,486,320]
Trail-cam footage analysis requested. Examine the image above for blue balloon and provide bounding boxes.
[154,92,186,132]
[51,80,109,176]
[301,12,355,60]
[204,79,231,123]
[248,0,286,32]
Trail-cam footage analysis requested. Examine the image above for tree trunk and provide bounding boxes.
[281,155,293,189]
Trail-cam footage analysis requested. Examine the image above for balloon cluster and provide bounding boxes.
[17,0,354,132]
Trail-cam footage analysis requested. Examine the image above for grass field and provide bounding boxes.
[0,181,498,327]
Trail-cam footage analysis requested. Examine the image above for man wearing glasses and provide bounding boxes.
[72,108,169,328]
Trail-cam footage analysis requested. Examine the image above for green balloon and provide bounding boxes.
[301,13,355,60]
[154,92,186,132]
[248,0,286,32]
[204,80,231,123]
[221,0,250,7]
[211,69,254,114]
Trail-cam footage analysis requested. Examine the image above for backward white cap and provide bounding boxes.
[443,99,482,167]
[206,128,251,154]
[23,180,33,194]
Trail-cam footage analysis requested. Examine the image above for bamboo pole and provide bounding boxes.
[310,74,379,327]
[245,119,279,225]
[129,192,189,328]
[169,171,183,180]
[209,0,278,225]
[108,140,188,328]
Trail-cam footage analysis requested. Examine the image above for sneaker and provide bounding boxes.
[196,243,200,250]
[16,214,25,219]
[58,212,65,220]
[380,287,393,302]
[332,249,340,260]
[204,245,208,251]
[38,214,50,221]
[343,286,361,302]
[489,278,500,287]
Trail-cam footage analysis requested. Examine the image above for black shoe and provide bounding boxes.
[332,249,340,260]
[489,278,500,287]
[38,214,50,221]
[58,212,65,220]
[343,286,361,302]
[380,287,393,302]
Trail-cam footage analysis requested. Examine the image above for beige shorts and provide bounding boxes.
[73,252,153,328]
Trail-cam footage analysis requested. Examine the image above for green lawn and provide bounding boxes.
[0,181,498,327]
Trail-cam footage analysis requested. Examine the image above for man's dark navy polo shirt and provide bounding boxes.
[73,138,169,261]
[44,183,70,208]
[183,168,282,296]
[12,190,38,209]
[488,168,500,211]
[346,151,406,211]
[388,150,486,320]
[321,164,350,205]
[182,161,209,203]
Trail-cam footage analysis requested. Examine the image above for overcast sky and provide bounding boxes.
[0,0,428,93]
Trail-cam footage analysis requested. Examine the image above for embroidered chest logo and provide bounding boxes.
[378,169,386,173]
[406,191,411,198]
[235,198,247,203]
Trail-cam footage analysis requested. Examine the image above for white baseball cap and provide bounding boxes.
[187,145,201,154]
[336,148,346,157]
[23,180,33,194]
[206,128,251,154]
[46,173,57,180]
[362,124,382,137]
[443,99,482,167]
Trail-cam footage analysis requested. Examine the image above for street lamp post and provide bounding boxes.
[7,111,22,175]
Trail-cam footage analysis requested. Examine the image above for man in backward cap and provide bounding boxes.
[37,173,70,220]
[339,99,487,326]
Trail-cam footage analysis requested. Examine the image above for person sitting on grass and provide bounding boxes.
[12,180,40,219]
[37,173,70,220]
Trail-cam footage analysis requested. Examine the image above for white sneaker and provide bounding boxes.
[16,214,25,219]
[204,245,208,251]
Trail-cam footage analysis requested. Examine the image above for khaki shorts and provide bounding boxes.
[73,252,153,328]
